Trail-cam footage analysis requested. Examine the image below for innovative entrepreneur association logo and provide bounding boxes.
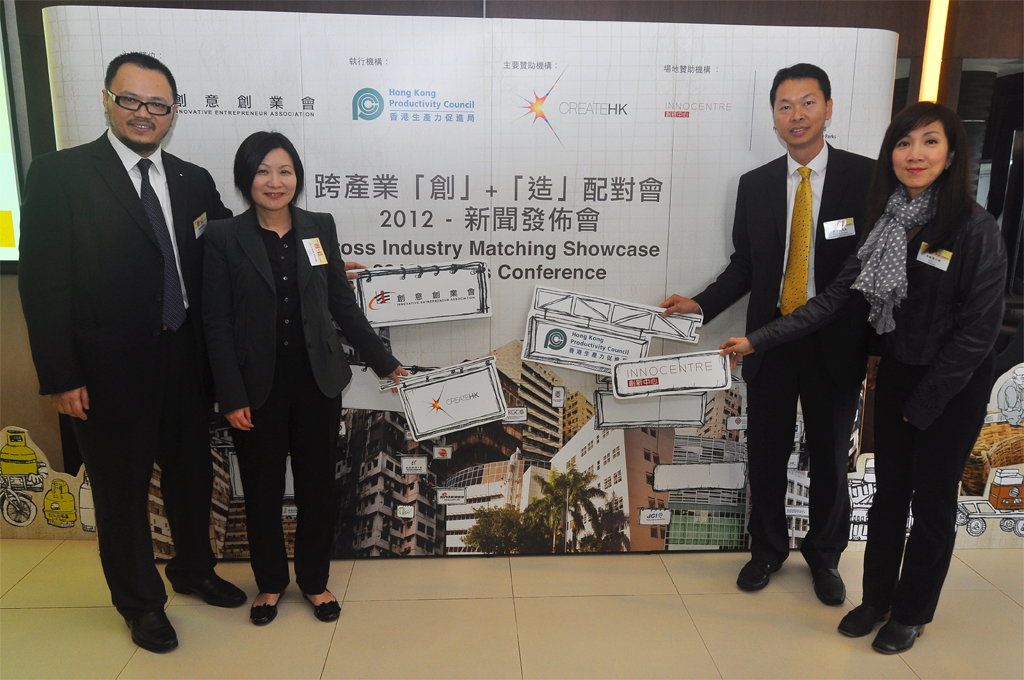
[367,290,394,310]
[543,328,568,351]
[353,87,385,120]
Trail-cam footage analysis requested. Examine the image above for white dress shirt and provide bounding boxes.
[106,129,189,307]
[778,143,828,304]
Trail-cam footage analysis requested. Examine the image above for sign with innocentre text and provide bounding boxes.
[612,351,730,399]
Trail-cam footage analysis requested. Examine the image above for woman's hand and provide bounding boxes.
[387,366,411,393]
[225,407,254,431]
[719,337,755,370]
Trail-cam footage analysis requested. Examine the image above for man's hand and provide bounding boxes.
[659,294,701,317]
[345,260,366,289]
[719,337,755,370]
[51,386,89,420]
[225,407,254,431]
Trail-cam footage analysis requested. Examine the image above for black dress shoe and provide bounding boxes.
[304,592,341,622]
[249,601,279,626]
[170,572,246,608]
[838,603,889,637]
[811,567,846,606]
[872,619,923,654]
[126,610,178,653]
[736,559,780,591]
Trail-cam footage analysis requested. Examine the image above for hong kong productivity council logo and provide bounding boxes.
[353,88,384,120]
[544,328,567,351]
[517,69,566,145]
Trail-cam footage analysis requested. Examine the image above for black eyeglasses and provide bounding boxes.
[104,89,174,116]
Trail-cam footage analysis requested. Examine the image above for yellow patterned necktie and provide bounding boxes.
[781,166,812,315]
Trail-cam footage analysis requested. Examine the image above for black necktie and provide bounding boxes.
[137,158,186,330]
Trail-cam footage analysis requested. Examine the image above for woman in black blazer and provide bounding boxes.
[204,131,407,625]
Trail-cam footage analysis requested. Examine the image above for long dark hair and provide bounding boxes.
[864,101,971,252]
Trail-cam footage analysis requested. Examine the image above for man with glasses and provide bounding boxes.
[19,52,243,653]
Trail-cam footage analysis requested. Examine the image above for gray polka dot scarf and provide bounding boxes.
[852,185,937,334]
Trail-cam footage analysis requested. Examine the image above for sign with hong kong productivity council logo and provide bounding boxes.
[397,356,507,441]
[522,287,702,376]
[354,261,491,327]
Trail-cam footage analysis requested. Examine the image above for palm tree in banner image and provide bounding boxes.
[579,503,631,553]
[534,467,605,553]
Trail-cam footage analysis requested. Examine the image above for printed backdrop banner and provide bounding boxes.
[35,6,921,558]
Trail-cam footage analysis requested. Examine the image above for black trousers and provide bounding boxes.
[862,353,993,624]
[72,321,215,619]
[745,333,862,570]
[231,352,341,595]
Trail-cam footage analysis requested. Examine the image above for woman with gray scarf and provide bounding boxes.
[719,102,1006,654]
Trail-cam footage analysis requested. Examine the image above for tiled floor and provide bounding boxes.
[1,540,1021,679]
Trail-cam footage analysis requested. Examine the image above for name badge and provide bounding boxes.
[302,237,329,266]
[916,242,952,271]
[823,217,855,240]
[192,212,208,238]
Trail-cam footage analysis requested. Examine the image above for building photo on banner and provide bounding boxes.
[2,5,1021,568]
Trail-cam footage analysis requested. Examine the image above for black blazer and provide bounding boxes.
[18,134,231,421]
[693,145,874,386]
[203,206,399,412]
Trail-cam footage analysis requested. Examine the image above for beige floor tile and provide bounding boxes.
[683,592,918,679]
[162,559,354,605]
[842,547,997,600]
[0,538,63,596]
[0,606,137,679]
[323,598,520,679]
[516,594,720,679]
[0,540,113,608]
[118,600,336,679]
[345,556,511,601]
[511,554,676,598]
[954,548,1024,605]
[898,589,1024,679]
[660,551,856,596]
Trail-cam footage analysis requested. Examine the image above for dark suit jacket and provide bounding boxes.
[202,206,399,412]
[18,133,231,421]
[693,145,874,386]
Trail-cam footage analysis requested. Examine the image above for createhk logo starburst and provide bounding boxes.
[518,69,566,145]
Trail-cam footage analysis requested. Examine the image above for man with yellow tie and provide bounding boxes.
[660,64,873,605]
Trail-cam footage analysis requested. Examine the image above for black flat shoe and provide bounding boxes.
[249,601,279,626]
[126,610,178,653]
[304,592,341,622]
[169,571,247,608]
[838,603,889,637]
[811,567,847,606]
[872,619,923,654]
[736,559,780,591]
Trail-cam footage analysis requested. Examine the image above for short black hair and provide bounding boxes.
[769,63,831,106]
[233,131,305,204]
[105,52,177,100]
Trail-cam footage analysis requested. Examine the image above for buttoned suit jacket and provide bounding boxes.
[693,145,874,386]
[18,133,231,421]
